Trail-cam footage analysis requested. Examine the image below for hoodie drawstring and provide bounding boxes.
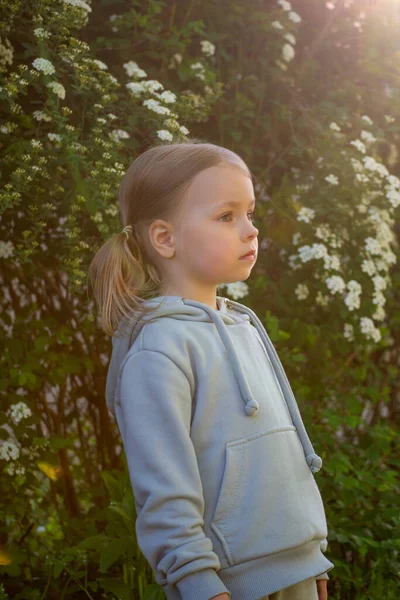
[181,297,322,474]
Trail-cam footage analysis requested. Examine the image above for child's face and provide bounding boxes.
[172,164,259,286]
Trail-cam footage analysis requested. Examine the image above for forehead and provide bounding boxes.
[184,165,253,209]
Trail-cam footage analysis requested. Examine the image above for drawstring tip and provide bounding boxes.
[306,453,323,473]
[245,398,259,417]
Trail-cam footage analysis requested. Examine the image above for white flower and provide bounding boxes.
[365,237,382,255]
[179,125,189,135]
[143,99,171,115]
[63,0,92,11]
[284,33,296,44]
[386,188,400,209]
[47,133,61,142]
[324,254,341,271]
[34,28,51,39]
[384,114,395,124]
[278,0,292,10]
[361,114,373,126]
[372,275,388,292]
[343,323,354,341]
[361,259,376,276]
[362,156,388,178]
[360,316,381,342]
[325,174,339,185]
[8,401,32,424]
[282,43,295,62]
[190,62,206,80]
[126,81,145,95]
[288,11,301,23]
[32,110,52,122]
[157,129,173,141]
[297,207,315,223]
[360,130,376,144]
[200,40,215,57]
[32,57,55,75]
[295,283,309,300]
[123,61,147,78]
[329,122,341,132]
[292,232,302,245]
[92,59,108,70]
[143,80,164,94]
[344,291,360,311]
[0,441,20,461]
[223,281,249,300]
[47,81,66,99]
[347,279,362,294]
[350,139,366,153]
[110,129,130,142]
[271,20,284,29]
[159,90,176,103]
[326,275,346,294]
[316,291,330,306]
[0,241,14,258]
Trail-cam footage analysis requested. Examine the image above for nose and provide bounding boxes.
[244,222,258,241]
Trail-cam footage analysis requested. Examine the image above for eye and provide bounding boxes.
[219,210,256,223]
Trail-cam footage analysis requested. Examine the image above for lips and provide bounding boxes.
[240,250,256,258]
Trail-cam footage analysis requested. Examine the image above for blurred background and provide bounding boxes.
[0,0,399,598]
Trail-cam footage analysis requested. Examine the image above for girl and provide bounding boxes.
[89,139,334,600]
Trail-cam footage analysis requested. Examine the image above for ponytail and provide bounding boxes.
[87,224,163,338]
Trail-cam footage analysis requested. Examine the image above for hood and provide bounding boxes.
[105,295,323,473]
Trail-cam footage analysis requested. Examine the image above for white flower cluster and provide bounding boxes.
[32,57,55,75]
[157,130,173,141]
[295,283,309,300]
[0,440,20,461]
[124,59,187,140]
[0,241,14,258]
[47,81,66,99]
[143,98,171,115]
[92,59,108,70]
[297,207,315,223]
[344,279,362,311]
[325,174,339,185]
[222,281,249,300]
[190,62,206,81]
[344,323,355,341]
[109,129,130,143]
[277,0,302,22]
[8,401,32,424]
[0,37,14,71]
[123,61,147,78]
[63,0,92,11]
[33,110,52,122]
[200,40,215,57]
[34,28,51,39]
[360,316,381,342]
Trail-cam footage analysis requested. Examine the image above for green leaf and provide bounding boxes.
[100,538,132,573]
[98,577,134,600]
[143,583,166,600]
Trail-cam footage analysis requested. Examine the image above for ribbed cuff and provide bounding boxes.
[315,572,329,580]
[176,568,231,600]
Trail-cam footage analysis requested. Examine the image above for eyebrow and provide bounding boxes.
[215,198,256,210]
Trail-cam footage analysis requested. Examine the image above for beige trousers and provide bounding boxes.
[260,576,319,600]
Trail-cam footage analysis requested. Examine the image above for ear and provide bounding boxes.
[148,219,176,259]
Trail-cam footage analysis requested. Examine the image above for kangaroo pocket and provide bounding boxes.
[210,425,328,567]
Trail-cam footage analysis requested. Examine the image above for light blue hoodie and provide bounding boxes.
[105,295,334,600]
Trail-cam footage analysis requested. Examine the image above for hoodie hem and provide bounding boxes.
[217,538,334,600]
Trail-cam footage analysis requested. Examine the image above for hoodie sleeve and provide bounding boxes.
[315,538,330,580]
[115,349,231,600]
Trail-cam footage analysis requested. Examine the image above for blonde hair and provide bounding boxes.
[88,137,252,338]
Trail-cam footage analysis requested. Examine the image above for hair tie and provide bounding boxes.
[121,225,132,239]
